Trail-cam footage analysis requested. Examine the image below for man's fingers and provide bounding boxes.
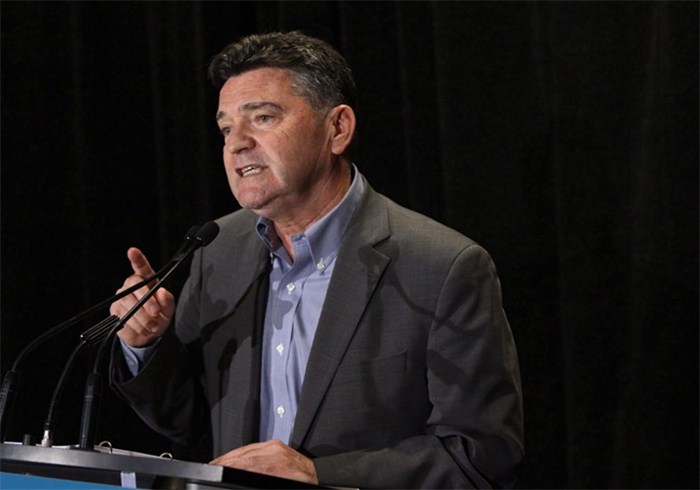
[209,441,317,484]
[111,276,171,327]
[110,247,173,348]
[118,274,159,316]
[111,290,159,329]
[155,288,175,318]
[127,247,156,278]
[210,442,259,464]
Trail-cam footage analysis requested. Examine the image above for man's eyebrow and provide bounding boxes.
[242,101,283,112]
[216,102,283,121]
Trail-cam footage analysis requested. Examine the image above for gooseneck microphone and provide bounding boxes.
[77,221,220,450]
[39,316,120,447]
[0,224,202,443]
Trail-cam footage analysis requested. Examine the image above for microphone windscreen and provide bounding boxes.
[195,221,220,246]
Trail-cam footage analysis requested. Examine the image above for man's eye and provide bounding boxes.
[220,127,231,137]
[256,114,273,124]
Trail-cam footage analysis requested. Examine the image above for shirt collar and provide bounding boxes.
[255,164,365,265]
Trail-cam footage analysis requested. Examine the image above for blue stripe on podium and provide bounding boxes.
[0,472,122,489]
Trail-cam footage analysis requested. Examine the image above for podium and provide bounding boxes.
[0,443,328,489]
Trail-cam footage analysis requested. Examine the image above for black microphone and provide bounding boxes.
[77,221,220,450]
[0,224,201,442]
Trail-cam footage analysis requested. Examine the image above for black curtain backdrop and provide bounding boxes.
[1,2,697,488]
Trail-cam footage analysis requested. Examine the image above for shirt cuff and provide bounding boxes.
[119,337,161,377]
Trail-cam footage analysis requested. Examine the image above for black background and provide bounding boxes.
[1,2,698,488]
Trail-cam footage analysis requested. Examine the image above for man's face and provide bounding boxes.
[216,67,336,221]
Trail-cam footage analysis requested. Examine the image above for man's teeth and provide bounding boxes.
[241,166,262,176]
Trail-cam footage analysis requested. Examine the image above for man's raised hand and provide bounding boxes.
[110,247,175,347]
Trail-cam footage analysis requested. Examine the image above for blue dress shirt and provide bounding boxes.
[256,168,364,443]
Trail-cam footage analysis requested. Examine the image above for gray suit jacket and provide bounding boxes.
[113,178,523,488]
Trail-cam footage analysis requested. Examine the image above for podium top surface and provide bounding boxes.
[0,442,223,482]
[0,443,332,489]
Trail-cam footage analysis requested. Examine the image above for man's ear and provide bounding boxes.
[329,105,356,156]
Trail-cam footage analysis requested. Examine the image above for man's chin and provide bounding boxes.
[233,189,270,211]
[238,199,274,218]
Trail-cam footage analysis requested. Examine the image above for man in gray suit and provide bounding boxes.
[110,31,523,488]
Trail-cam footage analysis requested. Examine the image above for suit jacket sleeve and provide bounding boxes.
[109,248,212,448]
[312,243,523,488]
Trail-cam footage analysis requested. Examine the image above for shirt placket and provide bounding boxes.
[268,237,311,441]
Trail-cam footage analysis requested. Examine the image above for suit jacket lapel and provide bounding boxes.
[290,185,391,448]
[216,220,270,313]
[212,219,270,449]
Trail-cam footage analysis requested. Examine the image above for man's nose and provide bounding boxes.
[225,124,255,154]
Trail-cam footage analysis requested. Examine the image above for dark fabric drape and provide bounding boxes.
[1,2,697,488]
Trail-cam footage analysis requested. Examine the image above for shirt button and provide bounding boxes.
[286,283,295,293]
[276,343,284,355]
[316,258,325,271]
[276,405,285,417]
